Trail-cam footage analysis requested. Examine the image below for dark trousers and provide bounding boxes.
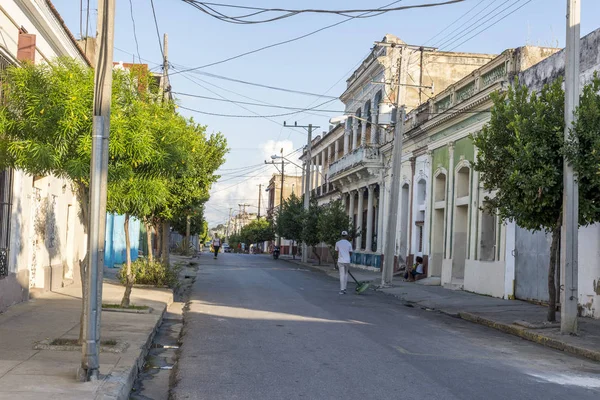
[214,246,220,257]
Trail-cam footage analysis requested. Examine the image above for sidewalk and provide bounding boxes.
[283,257,600,363]
[0,268,174,400]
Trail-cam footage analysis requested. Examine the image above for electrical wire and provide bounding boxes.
[128,0,142,64]
[182,1,465,24]
[178,98,338,119]
[172,92,344,112]
[435,0,519,50]
[184,71,338,99]
[149,0,164,58]
[423,0,490,46]
[445,0,535,51]
[169,0,405,75]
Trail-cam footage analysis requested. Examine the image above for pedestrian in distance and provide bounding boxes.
[212,234,221,259]
[335,231,353,295]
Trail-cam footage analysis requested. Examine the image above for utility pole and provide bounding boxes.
[81,0,115,381]
[278,152,285,247]
[284,122,317,263]
[226,208,232,241]
[160,33,170,266]
[561,0,580,334]
[257,184,262,219]
[381,51,405,287]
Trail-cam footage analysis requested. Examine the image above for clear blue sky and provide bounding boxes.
[51,0,600,226]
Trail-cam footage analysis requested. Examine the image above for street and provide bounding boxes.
[173,254,600,400]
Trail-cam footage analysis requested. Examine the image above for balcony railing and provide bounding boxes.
[328,145,381,180]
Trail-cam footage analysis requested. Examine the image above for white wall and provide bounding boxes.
[578,225,600,318]
[464,260,506,298]
[2,0,88,296]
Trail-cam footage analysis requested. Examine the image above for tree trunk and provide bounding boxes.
[156,222,162,259]
[312,246,321,265]
[121,214,133,308]
[162,220,170,267]
[547,214,562,322]
[185,215,191,255]
[74,181,90,345]
[145,222,153,263]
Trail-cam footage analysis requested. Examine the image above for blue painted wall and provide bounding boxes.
[104,214,140,268]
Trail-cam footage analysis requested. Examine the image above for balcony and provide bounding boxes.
[328,145,383,181]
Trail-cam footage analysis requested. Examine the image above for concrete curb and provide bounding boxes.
[95,297,173,400]
[459,312,600,363]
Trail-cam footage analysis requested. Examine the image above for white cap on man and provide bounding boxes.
[341,231,348,236]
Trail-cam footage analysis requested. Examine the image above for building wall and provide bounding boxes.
[0,0,89,312]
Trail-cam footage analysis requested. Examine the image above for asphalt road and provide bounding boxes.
[172,253,600,400]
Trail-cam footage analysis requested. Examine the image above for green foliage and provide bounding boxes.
[472,78,565,232]
[318,199,355,250]
[301,198,320,247]
[565,74,600,226]
[117,259,180,288]
[240,218,275,245]
[276,192,305,244]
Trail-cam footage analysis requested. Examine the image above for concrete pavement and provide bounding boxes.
[173,253,600,400]
[282,256,600,363]
[0,268,174,400]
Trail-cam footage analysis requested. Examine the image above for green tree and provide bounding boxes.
[302,198,323,264]
[276,193,305,259]
[318,199,355,266]
[472,77,600,322]
[241,218,275,247]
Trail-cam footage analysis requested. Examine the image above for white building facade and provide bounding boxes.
[0,0,91,311]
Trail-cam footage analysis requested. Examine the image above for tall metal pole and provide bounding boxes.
[302,125,313,263]
[561,0,580,334]
[160,33,170,265]
[257,184,262,219]
[381,52,405,287]
[278,155,285,247]
[81,0,115,381]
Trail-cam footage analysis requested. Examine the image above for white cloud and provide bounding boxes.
[205,140,301,227]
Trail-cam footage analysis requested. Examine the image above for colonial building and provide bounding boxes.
[402,46,559,294]
[301,34,497,270]
[0,0,91,311]
[266,173,303,255]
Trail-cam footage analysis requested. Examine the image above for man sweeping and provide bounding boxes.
[335,231,353,295]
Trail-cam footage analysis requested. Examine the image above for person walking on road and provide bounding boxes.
[335,231,353,295]
[212,235,221,259]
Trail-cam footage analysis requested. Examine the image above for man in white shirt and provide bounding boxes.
[212,235,221,259]
[335,231,353,295]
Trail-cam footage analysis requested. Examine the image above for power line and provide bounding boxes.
[149,0,164,58]
[445,0,535,51]
[423,0,489,46]
[178,99,338,118]
[182,1,465,24]
[185,71,339,99]
[128,0,142,63]
[435,0,519,50]
[169,0,405,74]
[173,91,344,112]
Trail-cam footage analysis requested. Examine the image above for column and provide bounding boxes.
[376,177,385,253]
[371,96,379,145]
[312,157,317,192]
[366,185,375,252]
[445,142,455,259]
[348,190,356,229]
[335,139,340,161]
[344,121,350,154]
[424,151,433,256]
[352,118,358,150]
[315,153,321,195]
[356,187,365,251]
[361,104,368,147]
[327,146,332,193]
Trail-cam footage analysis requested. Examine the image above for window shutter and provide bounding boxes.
[17,33,36,62]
